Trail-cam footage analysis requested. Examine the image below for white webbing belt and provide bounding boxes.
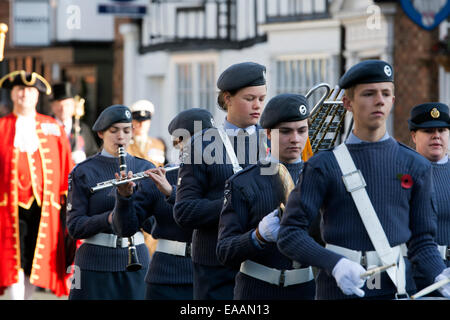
[332,143,406,296]
[437,245,449,260]
[217,126,243,174]
[326,243,407,268]
[240,260,314,287]
[156,239,190,257]
[83,232,144,248]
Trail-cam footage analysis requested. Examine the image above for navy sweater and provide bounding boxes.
[277,138,446,299]
[174,126,267,266]
[67,153,153,271]
[217,161,315,299]
[113,168,193,285]
[432,160,450,256]
[413,159,450,292]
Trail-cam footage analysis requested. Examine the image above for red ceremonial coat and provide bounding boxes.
[0,113,74,296]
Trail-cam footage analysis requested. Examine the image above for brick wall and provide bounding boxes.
[393,4,439,147]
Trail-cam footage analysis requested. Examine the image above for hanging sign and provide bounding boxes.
[400,0,450,30]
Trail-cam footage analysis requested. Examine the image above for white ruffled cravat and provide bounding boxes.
[14,115,39,153]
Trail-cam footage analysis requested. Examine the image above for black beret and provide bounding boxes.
[0,70,52,95]
[168,108,215,137]
[408,102,450,130]
[260,93,310,129]
[339,60,394,89]
[92,104,132,132]
[217,62,266,92]
[52,82,75,101]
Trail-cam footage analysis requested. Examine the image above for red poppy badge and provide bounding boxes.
[397,174,413,189]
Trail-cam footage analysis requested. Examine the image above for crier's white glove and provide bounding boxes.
[72,150,87,164]
[332,258,367,297]
[435,267,450,298]
[257,209,280,242]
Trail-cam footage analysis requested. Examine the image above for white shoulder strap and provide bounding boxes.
[332,143,406,296]
[217,126,243,174]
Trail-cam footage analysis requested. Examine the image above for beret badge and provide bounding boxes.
[384,65,392,77]
[125,110,131,119]
[299,104,307,116]
[430,108,440,119]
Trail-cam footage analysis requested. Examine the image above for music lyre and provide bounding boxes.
[0,23,8,62]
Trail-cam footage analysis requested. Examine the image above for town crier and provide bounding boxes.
[0,70,74,299]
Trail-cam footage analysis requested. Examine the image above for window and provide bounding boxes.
[198,62,215,112]
[275,57,331,109]
[176,61,216,113]
[176,63,193,111]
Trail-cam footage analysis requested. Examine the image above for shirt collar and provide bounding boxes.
[346,131,390,144]
[264,154,303,165]
[223,118,256,136]
[101,149,117,158]
[435,154,448,164]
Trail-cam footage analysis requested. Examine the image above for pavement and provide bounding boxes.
[0,288,68,300]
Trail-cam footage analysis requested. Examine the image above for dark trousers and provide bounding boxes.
[69,268,147,300]
[18,201,41,276]
[193,262,237,300]
[145,283,193,300]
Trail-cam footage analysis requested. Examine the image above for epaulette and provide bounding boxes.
[70,152,101,173]
[397,141,417,153]
[132,154,148,162]
[227,164,259,183]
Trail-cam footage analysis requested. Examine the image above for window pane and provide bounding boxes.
[176,63,192,111]
[198,62,215,113]
[275,56,330,108]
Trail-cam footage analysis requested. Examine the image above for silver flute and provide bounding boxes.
[90,165,179,193]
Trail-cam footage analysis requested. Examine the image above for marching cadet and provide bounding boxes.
[174,62,268,300]
[66,105,153,300]
[217,93,315,300]
[277,60,450,299]
[408,102,450,293]
[50,82,99,163]
[112,108,215,300]
[0,70,74,299]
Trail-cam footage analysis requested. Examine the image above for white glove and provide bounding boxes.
[435,267,450,298]
[332,258,367,297]
[72,150,87,164]
[257,209,280,242]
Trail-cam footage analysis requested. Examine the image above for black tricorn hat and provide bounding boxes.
[52,82,75,101]
[0,70,52,95]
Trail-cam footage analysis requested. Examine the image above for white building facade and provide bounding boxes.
[119,0,449,158]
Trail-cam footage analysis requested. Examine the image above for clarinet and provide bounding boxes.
[90,165,179,193]
[117,145,143,272]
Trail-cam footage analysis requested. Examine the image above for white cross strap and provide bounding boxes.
[217,125,243,174]
[332,143,406,296]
